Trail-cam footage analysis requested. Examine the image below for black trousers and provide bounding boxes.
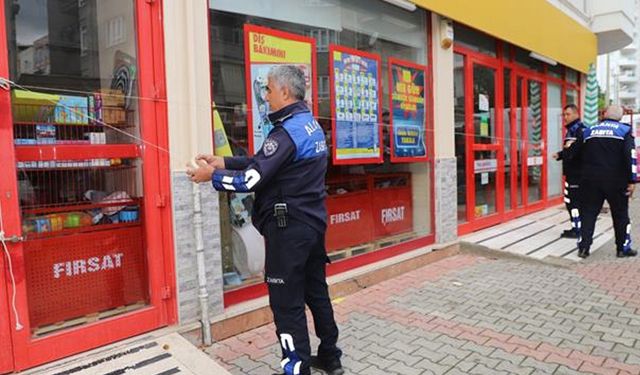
[563,180,581,233]
[264,219,341,375]
[578,179,632,252]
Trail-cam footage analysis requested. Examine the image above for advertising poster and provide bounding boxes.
[244,24,317,155]
[388,58,428,162]
[330,45,382,164]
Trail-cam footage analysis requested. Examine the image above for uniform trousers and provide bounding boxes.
[578,179,632,252]
[264,218,341,375]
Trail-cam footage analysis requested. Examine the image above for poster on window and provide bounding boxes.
[244,24,317,155]
[388,58,428,162]
[329,45,383,164]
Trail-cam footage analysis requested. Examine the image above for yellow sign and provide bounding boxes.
[248,31,312,64]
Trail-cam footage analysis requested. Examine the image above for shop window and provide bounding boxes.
[209,0,431,290]
[547,63,563,79]
[566,88,578,106]
[454,53,466,223]
[453,23,497,57]
[515,47,543,72]
[6,0,149,335]
[566,68,579,84]
[546,83,563,198]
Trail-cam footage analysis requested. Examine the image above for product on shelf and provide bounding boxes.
[55,95,89,124]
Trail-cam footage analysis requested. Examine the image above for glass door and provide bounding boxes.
[459,58,504,231]
[1,0,174,370]
[516,74,547,210]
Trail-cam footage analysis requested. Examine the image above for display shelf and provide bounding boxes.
[15,144,140,161]
[13,121,107,127]
[18,165,135,172]
[24,221,141,240]
[22,198,141,215]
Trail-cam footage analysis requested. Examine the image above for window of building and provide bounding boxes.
[208,0,432,291]
[6,0,149,335]
[453,23,497,57]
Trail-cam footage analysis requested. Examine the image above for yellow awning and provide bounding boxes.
[412,0,596,73]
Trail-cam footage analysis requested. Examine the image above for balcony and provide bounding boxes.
[618,58,638,68]
[591,0,635,54]
[618,90,637,99]
[618,73,638,82]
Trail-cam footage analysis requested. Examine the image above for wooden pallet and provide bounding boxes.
[327,242,375,262]
[374,231,417,249]
[33,301,147,337]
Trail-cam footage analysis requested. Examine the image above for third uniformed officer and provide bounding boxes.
[568,105,637,258]
[187,65,344,375]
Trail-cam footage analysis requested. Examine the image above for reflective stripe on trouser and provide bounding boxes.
[578,180,631,252]
[264,219,341,375]
[564,182,581,236]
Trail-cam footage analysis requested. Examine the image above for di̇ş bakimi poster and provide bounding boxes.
[244,25,317,155]
[389,58,427,162]
[330,45,382,164]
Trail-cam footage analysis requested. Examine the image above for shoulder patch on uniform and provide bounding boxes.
[262,137,279,157]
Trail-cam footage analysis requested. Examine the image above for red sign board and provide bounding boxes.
[23,226,148,328]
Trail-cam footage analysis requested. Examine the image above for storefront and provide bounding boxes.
[453,24,582,234]
[0,0,175,372]
[207,0,436,306]
[0,0,606,372]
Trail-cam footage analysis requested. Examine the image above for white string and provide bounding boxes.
[4,78,170,155]
[0,200,24,331]
[3,77,557,147]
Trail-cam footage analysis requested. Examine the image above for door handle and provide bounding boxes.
[0,234,24,243]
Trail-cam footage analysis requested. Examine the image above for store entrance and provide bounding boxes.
[0,0,174,372]
[510,73,547,214]
[458,56,505,233]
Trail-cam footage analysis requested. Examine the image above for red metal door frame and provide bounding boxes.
[0,0,176,371]
[516,72,548,213]
[458,51,505,235]
[0,1,17,372]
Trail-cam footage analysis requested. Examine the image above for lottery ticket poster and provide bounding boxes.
[388,58,428,162]
[244,24,317,155]
[329,45,383,164]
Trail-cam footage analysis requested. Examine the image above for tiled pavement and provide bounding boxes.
[206,201,640,374]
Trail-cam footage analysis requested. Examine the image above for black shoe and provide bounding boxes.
[578,248,590,258]
[560,229,579,239]
[617,249,638,257]
[310,356,345,375]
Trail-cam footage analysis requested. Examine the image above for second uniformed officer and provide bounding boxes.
[187,65,344,375]
[568,105,637,258]
[553,104,586,239]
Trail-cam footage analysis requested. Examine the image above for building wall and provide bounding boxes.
[163,0,224,324]
[431,13,457,243]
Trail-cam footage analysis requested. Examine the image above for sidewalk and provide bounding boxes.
[207,202,640,374]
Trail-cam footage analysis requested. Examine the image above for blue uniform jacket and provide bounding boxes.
[556,119,586,184]
[211,101,328,234]
[569,119,637,186]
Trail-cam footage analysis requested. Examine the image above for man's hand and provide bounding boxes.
[627,183,635,197]
[186,159,215,183]
[196,154,225,169]
[552,152,560,160]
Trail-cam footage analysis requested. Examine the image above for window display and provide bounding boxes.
[209,0,431,292]
[6,0,148,336]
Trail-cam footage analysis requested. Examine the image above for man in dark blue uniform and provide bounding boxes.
[568,105,637,258]
[187,65,343,375]
[553,104,586,239]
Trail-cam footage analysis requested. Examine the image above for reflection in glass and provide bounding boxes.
[503,68,512,210]
[473,65,496,144]
[547,83,563,198]
[527,80,543,203]
[454,54,467,223]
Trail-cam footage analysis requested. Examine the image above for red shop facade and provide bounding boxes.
[0,0,176,372]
